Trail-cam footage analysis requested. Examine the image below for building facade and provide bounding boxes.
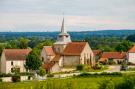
[127,45,135,64]
[41,18,95,73]
[0,49,31,74]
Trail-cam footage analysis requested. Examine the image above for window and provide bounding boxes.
[11,68,13,73]
[11,61,13,66]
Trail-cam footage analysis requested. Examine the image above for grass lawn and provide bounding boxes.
[0,76,123,89]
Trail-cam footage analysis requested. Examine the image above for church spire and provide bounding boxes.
[61,17,67,34]
[54,17,71,45]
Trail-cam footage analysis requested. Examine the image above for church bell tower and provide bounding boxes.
[54,18,71,54]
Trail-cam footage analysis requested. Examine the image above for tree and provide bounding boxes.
[115,40,133,52]
[18,37,30,49]
[35,39,54,49]
[38,67,46,77]
[25,51,42,71]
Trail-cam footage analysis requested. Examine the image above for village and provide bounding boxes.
[0,19,135,83]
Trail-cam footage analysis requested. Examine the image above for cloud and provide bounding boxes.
[0,0,135,31]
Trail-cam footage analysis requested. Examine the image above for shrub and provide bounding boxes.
[108,59,116,65]
[0,78,2,82]
[0,73,12,77]
[83,65,91,71]
[12,75,20,82]
[38,67,46,77]
[76,72,122,78]
[76,64,84,71]
[47,74,54,78]
[94,62,104,69]
[120,62,128,71]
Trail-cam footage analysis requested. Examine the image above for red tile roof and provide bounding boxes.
[4,49,31,60]
[99,58,108,62]
[51,55,61,62]
[43,63,54,70]
[100,52,126,59]
[128,45,135,52]
[93,50,102,56]
[63,42,87,56]
[43,46,55,56]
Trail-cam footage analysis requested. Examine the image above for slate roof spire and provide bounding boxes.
[60,17,67,34]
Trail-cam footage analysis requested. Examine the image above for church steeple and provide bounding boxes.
[61,18,67,34]
[54,18,71,45]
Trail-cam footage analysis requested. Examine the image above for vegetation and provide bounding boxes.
[25,51,42,71]
[38,67,46,77]
[115,40,133,52]
[76,64,84,71]
[0,76,122,89]
[99,76,135,89]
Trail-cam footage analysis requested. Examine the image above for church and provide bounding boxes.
[41,18,95,73]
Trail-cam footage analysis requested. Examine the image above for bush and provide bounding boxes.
[76,72,122,78]
[76,64,84,71]
[12,75,20,82]
[120,62,128,71]
[94,62,103,69]
[83,65,91,71]
[47,74,54,78]
[0,78,2,82]
[0,73,13,77]
[38,67,46,77]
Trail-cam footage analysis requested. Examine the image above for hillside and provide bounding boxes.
[0,30,135,40]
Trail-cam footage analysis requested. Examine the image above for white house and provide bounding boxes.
[127,45,135,64]
[0,49,31,74]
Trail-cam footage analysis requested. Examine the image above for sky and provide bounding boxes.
[0,0,135,32]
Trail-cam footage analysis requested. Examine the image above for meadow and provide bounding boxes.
[0,76,123,89]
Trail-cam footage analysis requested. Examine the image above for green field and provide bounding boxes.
[0,76,123,89]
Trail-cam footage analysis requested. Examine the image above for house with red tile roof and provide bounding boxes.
[41,18,95,73]
[99,52,126,64]
[127,45,135,64]
[0,49,31,73]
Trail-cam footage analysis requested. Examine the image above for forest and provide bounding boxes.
[0,30,135,56]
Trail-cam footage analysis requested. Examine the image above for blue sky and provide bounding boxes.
[0,0,135,32]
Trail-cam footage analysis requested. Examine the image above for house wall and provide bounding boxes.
[113,59,125,64]
[58,57,63,67]
[53,44,66,54]
[128,52,135,64]
[80,43,95,66]
[63,56,80,67]
[40,48,54,63]
[50,63,61,73]
[6,60,26,74]
[1,52,6,73]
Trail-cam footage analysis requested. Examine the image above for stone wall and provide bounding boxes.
[63,56,80,67]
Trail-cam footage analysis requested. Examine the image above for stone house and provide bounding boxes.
[99,52,126,64]
[41,18,95,73]
[0,49,31,74]
[63,42,95,67]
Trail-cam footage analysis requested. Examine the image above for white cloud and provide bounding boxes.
[0,0,135,31]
